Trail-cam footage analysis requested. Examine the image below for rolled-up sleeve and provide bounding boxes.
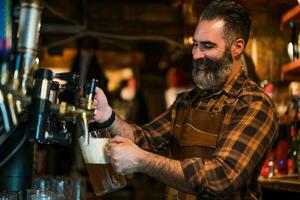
[180,99,278,197]
[131,106,173,152]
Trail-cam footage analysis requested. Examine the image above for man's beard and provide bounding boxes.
[192,48,233,90]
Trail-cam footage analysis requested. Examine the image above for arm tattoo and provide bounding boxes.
[139,151,194,194]
[107,114,135,141]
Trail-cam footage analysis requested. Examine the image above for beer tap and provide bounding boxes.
[82,79,98,145]
[13,0,42,95]
[81,112,89,145]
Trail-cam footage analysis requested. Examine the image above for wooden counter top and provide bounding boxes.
[258,174,300,193]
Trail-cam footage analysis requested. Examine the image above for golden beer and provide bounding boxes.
[86,163,127,196]
[79,130,127,196]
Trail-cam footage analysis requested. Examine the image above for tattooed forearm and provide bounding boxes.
[139,151,194,194]
[107,114,135,141]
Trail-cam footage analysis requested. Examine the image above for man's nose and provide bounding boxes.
[192,47,205,60]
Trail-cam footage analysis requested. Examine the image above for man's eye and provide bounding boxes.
[201,43,214,49]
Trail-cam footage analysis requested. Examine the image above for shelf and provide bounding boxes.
[280,5,300,81]
[281,59,300,81]
[281,5,300,30]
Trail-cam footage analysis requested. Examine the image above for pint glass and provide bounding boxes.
[79,129,126,196]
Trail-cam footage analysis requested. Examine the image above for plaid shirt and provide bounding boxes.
[132,70,278,199]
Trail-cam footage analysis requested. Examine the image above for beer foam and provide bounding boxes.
[79,136,109,164]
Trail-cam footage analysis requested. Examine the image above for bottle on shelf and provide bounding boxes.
[290,22,299,61]
[288,125,298,174]
[275,138,289,175]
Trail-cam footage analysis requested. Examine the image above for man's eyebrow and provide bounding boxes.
[193,39,216,46]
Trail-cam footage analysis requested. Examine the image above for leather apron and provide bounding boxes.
[167,99,225,200]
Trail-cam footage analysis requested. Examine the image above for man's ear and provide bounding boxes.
[231,38,245,58]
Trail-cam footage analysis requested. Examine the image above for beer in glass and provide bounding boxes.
[79,129,126,196]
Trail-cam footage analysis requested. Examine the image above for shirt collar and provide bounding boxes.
[223,69,246,97]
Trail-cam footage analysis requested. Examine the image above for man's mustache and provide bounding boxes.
[193,57,219,72]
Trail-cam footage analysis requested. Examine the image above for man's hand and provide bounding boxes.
[93,87,112,123]
[105,136,192,194]
[106,136,146,175]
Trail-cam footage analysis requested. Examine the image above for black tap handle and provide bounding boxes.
[89,79,98,96]
[54,72,79,83]
[84,79,98,109]
[84,79,98,97]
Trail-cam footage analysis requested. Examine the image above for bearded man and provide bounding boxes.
[92,0,278,199]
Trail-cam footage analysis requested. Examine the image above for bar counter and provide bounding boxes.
[258,174,300,198]
[258,174,300,193]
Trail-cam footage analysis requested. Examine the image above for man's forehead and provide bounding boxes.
[211,20,225,29]
[194,19,225,40]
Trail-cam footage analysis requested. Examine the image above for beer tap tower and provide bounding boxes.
[0,0,96,195]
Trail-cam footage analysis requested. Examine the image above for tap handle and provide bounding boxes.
[85,79,98,110]
[80,112,89,145]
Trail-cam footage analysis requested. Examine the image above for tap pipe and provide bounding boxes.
[13,0,42,94]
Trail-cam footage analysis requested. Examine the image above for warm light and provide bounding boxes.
[188,36,193,45]
[183,37,189,45]
[183,36,193,46]
[105,68,134,92]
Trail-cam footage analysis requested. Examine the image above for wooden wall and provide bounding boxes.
[245,9,290,82]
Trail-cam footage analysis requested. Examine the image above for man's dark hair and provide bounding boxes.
[200,0,251,46]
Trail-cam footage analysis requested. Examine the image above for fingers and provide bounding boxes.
[105,138,126,162]
[105,142,120,170]
[104,137,136,175]
[92,99,97,107]
[93,87,102,105]
[111,136,128,144]
[95,86,101,93]
[94,87,104,96]
[105,143,125,175]
[104,142,111,157]
[93,87,102,104]
[105,139,119,156]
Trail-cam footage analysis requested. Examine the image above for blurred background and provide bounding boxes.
[2,0,300,199]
